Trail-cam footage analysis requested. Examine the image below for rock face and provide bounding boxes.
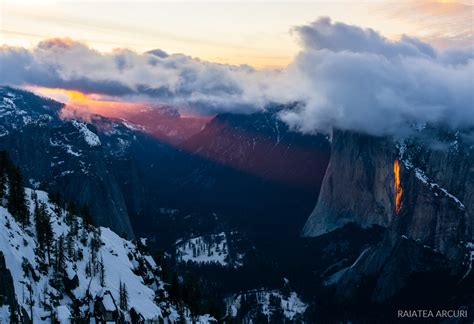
[0,252,17,316]
[304,127,474,303]
[302,129,396,237]
[396,131,473,255]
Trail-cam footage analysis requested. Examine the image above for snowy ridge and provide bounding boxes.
[0,88,57,131]
[71,120,101,147]
[0,93,27,120]
[0,188,215,323]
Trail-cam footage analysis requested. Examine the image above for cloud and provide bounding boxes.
[275,17,474,136]
[293,17,436,58]
[0,38,273,116]
[0,18,472,136]
[145,49,169,58]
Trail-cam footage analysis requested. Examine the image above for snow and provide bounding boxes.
[50,138,82,157]
[93,228,162,319]
[0,305,10,322]
[144,255,157,269]
[56,305,71,324]
[102,293,116,311]
[282,292,308,320]
[0,89,51,129]
[397,141,465,210]
[71,120,101,147]
[65,145,82,157]
[121,120,144,132]
[197,314,217,323]
[227,289,307,321]
[0,188,211,323]
[176,232,228,266]
[412,166,465,210]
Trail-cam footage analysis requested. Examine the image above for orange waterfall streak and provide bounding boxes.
[394,160,403,214]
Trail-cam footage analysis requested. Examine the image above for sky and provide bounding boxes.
[0,1,472,137]
[1,0,472,68]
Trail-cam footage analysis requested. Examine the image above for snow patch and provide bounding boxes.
[176,232,229,266]
[71,120,101,147]
[226,289,307,321]
[397,141,465,210]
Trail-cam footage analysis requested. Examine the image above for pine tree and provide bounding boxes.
[6,163,29,227]
[170,272,181,301]
[99,256,105,287]
[119,281,129,311]
[90,228,102,265]
[66,230,75,260]
[80,205,94,226]
[33,193,43,249]
[42,203,54,264]
[0,169,6,205]
[55,235,65,274]
[49,191,63,216]
[33,196,54,263]
[34,200,53,263]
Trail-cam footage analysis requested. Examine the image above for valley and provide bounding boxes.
[0,86,472,322]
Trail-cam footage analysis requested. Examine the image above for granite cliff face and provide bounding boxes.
[302,129,396,237]
[303,127,474,303]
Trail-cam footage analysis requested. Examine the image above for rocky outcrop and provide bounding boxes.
[0,252,17,316]
[307,127,474,303]
[302,129,396,237]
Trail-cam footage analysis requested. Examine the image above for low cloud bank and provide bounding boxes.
[0,17,472,136]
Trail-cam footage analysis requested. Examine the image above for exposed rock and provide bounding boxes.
[0,252,18,316]
[305,127,473,303]
[302,129,396,237]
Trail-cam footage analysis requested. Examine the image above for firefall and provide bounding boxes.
[394,160,403,214]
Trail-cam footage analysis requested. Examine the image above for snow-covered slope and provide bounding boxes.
[226,288,307,322]
[0,188,215,323]
[176,233,229,266]
[175,232,244,268]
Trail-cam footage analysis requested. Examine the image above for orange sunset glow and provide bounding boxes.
[29,87,146,120]
[28,86,212,147]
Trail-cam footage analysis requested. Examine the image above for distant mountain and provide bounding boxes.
[110,105,209,145]
[154,111,331,234]
[181,111,330,189]
[0,86,331,245]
